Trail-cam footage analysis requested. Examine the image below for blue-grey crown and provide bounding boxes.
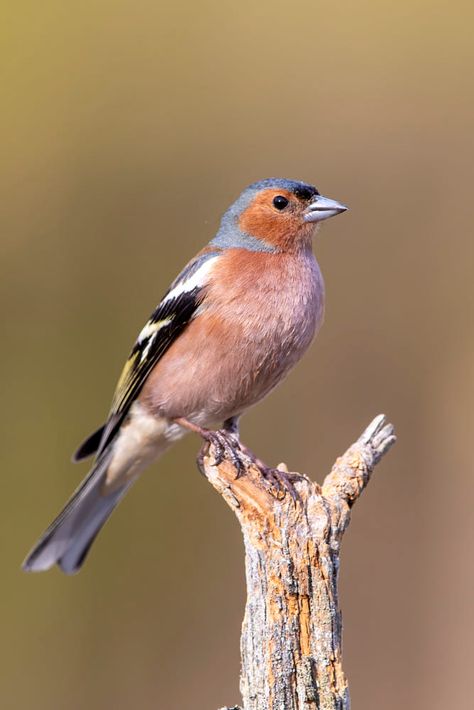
[244,178,318,195]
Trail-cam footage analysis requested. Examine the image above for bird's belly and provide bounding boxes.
[141,272,324,426]
[220,316,317,412]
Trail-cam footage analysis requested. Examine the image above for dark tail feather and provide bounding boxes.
[72,424,106,462]
[23,452,132,574]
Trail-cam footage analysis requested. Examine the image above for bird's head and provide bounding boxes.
[215,178,347,253]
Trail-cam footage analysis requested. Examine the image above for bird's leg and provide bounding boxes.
[223,416,280,482]
[224,418,305,502]
[175,417,247,477]
[220,416,250,478]
[175,417,305,501]
[223,416,261,465]
[222,415,240,438]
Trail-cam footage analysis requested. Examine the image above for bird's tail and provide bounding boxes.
[22,451,132,574]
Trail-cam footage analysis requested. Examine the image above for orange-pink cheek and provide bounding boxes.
[239,206,296,247]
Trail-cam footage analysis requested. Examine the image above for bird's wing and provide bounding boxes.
[73,250,221,461]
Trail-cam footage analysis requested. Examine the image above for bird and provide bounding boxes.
[23,178,347,574]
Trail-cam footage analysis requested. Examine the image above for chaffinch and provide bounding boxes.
[23,178,347,574]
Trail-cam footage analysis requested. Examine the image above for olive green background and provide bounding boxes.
[2,1,473,708]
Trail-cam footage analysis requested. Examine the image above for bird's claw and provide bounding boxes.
[191,421,303,502]
[258,466,304,503]
[201,429,247,478]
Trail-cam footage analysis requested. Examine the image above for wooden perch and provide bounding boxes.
[202,414,396,710]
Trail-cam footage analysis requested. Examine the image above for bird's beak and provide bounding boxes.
[303,195,348,223]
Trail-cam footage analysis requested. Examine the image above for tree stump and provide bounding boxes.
[204,415,396,710]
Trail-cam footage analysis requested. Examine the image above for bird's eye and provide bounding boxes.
[273,195,289,210]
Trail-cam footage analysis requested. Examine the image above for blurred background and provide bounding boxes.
[1,1,473,708]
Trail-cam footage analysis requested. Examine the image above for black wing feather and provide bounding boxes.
[96,286,203,456]
[72,424,106,462]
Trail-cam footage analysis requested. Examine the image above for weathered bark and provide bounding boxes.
[206,415,396,710]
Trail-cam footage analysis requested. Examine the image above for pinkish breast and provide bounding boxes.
[141,248,325,425]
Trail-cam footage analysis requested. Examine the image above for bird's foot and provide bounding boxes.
[175,417,247,477]
[175,417,304,501]
[200,429,247,477]
[258,464,306,503]
[230,442,305,502]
